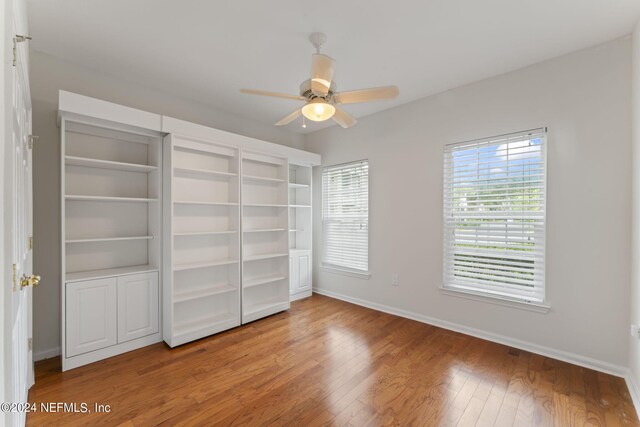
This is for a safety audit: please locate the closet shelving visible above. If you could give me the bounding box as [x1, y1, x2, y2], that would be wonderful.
[163, 136, 241, 347]
[289, 164, 313, 300]
[241, 151, 290, 323]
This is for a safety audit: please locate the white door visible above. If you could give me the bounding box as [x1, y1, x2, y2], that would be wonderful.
[5, 2, 35, 424]
[117, 272, 159, 343]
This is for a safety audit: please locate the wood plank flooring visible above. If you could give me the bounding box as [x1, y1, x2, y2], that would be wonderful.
[27, 294, 638, 426]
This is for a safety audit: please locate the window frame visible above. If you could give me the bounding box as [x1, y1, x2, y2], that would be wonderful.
[441, 128, 549, 310]
[321, 159, 370, 278]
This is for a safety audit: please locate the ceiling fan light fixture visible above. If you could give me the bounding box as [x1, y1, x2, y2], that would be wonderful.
[301, 99, 335, 122]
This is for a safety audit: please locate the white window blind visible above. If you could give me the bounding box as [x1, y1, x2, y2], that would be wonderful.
[322, 160, 369, 273]
[443, 129, 546, 303]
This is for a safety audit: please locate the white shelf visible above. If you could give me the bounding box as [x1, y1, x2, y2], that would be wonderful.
[243, 203, 288, 208]
[65, 265, 158, 283]
[173, 167, 237, 179]
[241, 152, 290, 325]
[173, 259, 238, 271]
[243, 228, 287, 233]
[174, 312, 237, 338]
[174, 285, 237, 303]
[173, 201, 238, 206]
[243, 175, 286, 183]
[173, 231, 237, 237]
[66, 236, 154, 244]
[289, 183, 309, 189]
[62, 116, 163, 369]
[165, 137, 242, 348]
[243, 275, 287, 289]
[243, 253, 289, 262]
[66, 195, 158, 203]
[243, 300, 289, 318]
[288, 164, 313, 300]
[65, 156, 157, 173]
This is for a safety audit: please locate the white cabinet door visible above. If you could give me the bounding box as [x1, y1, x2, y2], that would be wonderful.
[66, 278, 117, 357]
[117, 272, 159, 343]
[290, 250, 311, 295]
[297, 253, 311, 291]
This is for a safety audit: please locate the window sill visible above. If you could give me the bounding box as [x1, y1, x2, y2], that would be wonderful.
[322, 265, 371, 280]
[439, 286, 551, 314]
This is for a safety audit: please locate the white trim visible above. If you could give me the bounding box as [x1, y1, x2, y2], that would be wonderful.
[626, 370, 640, 419]
[440, 286, 551, 313]
[290, 290, 312, 301]
[59, 91, 162, 132]
[312, 288, 626, 377]
[34, 346, 61, 362]
[322, 265, 371, 279]
[162, 116, 321, 166]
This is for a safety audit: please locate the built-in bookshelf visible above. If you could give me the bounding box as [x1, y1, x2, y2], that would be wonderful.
[241, 151, 290, 323]
[289, 164, 313, 300]
[163, 136, 241, 346]
[63, 122, 162, 281]
[58, 91, 322, 367]
[61, 117, 164, 371]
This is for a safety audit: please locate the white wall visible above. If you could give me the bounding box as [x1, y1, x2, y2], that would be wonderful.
[30, 50, 303, 359]
[630, 21, 640, 403]
[306, 37, 632, 371]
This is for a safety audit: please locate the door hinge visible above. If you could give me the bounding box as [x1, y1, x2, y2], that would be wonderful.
[12, 263, 17, 291]
[28, 338, 33, 351]
[28, 135, 39, 149]
[28, 236, 33, 251]
[12, 35, 31, 67]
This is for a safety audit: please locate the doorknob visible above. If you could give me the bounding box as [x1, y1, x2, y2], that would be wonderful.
[20, 274, 40, 288]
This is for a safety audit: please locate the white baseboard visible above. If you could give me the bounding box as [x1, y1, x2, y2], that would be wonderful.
[290, 290, 312, 302]
[34, 346, 61, 362]
[626, 370, 640, 418]
[313, 288, 626, 378]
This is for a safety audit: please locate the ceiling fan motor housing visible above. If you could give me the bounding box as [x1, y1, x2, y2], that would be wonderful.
[300, 79, 336, 101]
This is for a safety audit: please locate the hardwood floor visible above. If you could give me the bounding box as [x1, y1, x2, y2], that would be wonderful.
[28, 294, 638, 426]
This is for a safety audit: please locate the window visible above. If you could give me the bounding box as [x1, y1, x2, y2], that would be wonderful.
[443, 129, 546, 303]
[322, 160, 369, 274]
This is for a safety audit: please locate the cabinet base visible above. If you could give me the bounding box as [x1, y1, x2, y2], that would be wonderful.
[62, 333, 162, 371]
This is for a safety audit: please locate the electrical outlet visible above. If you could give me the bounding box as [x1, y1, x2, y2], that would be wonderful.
[392, 274, 399, 287]
[632, 325, 640, 338]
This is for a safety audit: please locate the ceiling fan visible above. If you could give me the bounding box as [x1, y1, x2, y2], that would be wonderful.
[241, 32, 399, 129]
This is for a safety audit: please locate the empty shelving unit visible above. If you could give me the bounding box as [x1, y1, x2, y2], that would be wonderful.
[163, 136, 241, 346]
[288, 164, 313, 300]
[241, 151, 290, 323]
[61, 114, 163, 371]
[59, 92, 322, 360]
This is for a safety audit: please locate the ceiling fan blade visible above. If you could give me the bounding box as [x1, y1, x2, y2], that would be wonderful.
[310, 54, 335, 97]
[275, 109, 302, 126]
[334, 86, 399, 104]
[241, 88, 305, 101]
[332, 107, 357, 128]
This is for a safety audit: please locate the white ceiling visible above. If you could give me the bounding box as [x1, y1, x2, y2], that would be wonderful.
[27, 0, 640, 134]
